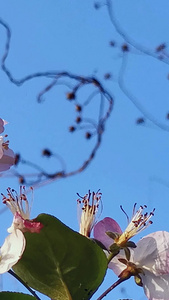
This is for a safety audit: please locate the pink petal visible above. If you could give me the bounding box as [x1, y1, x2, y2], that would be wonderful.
[23, 219, 43, 233]
[0, 148, 15, 172]
[93, 217, 122, 249]
[9, 213, 43, 234]
[0, 118, 5, 134]
[3, 120, 8, 126]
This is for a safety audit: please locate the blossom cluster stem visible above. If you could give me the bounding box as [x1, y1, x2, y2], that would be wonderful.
[96, 278, 127, 300]
[8, 269, 41, 300]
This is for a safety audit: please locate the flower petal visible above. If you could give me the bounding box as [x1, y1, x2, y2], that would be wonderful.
[23, 219, 43, 233]
[0, 136, 4, 159]
[0, 229, 25, 273]
[134, 231, 169, 275]
[108, 249, 130, 275]
[0, 119, 7, 134]
[0, 148, 15, 171]
[141, 270, 169, 300]
[7, 212, 43, 234]
[93, 217, 122, 249]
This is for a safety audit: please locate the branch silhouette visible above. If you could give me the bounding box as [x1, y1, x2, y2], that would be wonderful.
[118, 53, 169, 132]
[100, 0, 169, 131]
[106, 0, 169, 65]
[0, 18, 114, 187]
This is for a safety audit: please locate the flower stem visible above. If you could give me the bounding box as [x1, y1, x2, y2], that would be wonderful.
[107, 251, 119, 264]
[96, 278, 127, 300]
[8, 269, 41, 300]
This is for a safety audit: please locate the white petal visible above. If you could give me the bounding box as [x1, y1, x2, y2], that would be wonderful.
[108, 249, 134, 276]
[109, 257, 126, 276]
[134, 231, 169, 275]
[0, 229, 25, 273]
[141, 270, 169, 300]
[7, 222, 15, 233]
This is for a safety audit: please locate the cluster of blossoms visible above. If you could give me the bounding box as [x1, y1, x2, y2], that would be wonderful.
[0, 118, 43, 274]
[0, 117, 168, 300]
[78, 191, 169, 300]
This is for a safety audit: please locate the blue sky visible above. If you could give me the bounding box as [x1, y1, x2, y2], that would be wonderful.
[0, 1, 169, 299]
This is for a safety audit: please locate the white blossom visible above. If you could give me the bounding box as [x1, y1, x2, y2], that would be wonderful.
[2, 187, 43, 233]
[110, 232, 169, 300]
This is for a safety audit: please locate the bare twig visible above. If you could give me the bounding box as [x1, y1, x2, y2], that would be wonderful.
[97, 278, 127, 300]
[118, 53, 169, 132]
[106, 0, 169, 65]
[104, 1, 169, 132]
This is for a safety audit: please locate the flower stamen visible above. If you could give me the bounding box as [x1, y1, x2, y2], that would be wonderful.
[77, 190, 102, 237]
[2, 186, 42, 234]
[2, 186, 30, 220]
[115, 205, 155, 246]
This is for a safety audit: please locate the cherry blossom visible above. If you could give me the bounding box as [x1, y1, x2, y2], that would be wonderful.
[0, 187, 42, 275]
[0, 229, 25, 273]
[94, 205, 154, 248]
[110, 232, 169, 300]
[94, 215, 169, 300]
[77, 190, 102, 237]
[2, 186, 43, 233]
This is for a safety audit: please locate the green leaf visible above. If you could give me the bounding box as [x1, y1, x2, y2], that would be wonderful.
[13, 214, 107, 300]
[0, 292, 35, 299]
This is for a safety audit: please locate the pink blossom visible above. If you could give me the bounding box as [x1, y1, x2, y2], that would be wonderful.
[2, 187, 43, 234]
[8, 211, 43, 233]
[109, 232, 169, 300]
[94, 205, 154, 247]
[94, 217, 169, 300]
